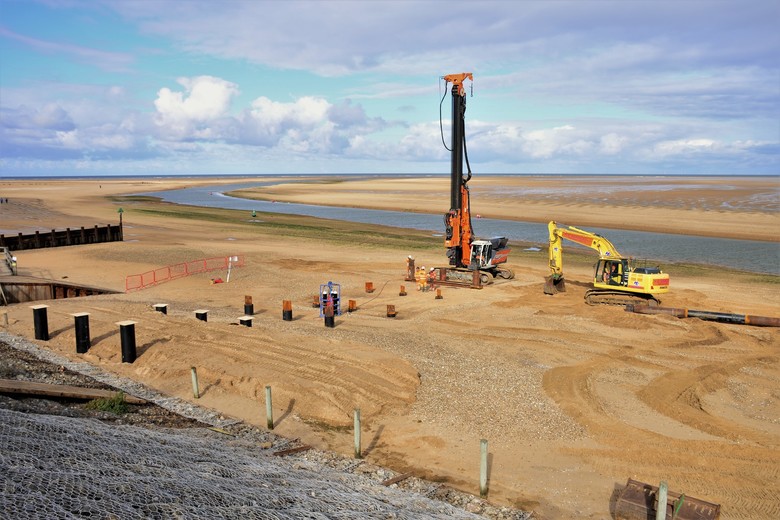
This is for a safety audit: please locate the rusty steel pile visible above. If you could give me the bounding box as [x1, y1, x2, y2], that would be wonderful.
[625, 304, 780, 327]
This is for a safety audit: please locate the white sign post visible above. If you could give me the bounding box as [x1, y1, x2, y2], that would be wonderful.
[226, 256, 238, 283]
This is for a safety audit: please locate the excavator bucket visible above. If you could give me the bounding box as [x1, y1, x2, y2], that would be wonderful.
[615, 479, 720, 520]
[543, 275, 566, 295]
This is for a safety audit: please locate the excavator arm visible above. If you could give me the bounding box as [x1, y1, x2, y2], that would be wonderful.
[549, 221, 622, 266]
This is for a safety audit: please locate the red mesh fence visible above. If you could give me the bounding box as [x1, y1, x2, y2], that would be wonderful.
[125, 255, 245, 292]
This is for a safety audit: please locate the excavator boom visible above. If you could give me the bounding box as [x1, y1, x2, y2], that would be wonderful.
[558, 225, 622, 258]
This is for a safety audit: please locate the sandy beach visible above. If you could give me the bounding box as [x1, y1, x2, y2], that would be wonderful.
[1, 175, 779, 519]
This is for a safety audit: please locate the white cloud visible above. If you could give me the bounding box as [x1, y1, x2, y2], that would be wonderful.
[599, 133, 627, 155]
[154, 76, 239, 139]
[149, 83, 382, 153]
[248, 96, 330, 132]
[653, 138, 717, 156]
[237, 95, 391, 156]
[2, 104, 74, 131]
[521, 125, 583, 159]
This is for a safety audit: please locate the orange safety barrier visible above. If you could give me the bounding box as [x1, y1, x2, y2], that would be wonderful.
[125, 255, 245, 292]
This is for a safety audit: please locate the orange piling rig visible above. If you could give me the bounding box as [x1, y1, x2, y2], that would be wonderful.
[442, 72, 475, 272]
[439, 73, 514, 286]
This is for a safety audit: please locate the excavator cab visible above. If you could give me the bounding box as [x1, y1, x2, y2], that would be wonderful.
[595, 259, 628, 287]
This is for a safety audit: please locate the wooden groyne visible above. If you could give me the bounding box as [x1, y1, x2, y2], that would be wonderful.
[0, 224, 123, 251]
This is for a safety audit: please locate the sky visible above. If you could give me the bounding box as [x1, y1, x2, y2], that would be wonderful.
[1, 0, 778, 177]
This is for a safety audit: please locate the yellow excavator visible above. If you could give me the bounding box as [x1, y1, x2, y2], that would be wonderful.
[544, 221, 670, 305]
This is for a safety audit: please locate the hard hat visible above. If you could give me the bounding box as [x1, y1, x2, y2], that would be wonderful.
[421, 266, 425, 269]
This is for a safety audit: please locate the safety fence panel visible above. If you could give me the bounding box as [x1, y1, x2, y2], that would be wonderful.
[187, 259, 209, 275]
[169, 262, 189, 280]
[140, 271, 156, 289]
[125, 275, 143, 292]
[125, 255, 244, 292]
[154, 267, 171, 284]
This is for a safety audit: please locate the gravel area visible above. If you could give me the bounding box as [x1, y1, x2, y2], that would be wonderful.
[259, 300, 585, 443]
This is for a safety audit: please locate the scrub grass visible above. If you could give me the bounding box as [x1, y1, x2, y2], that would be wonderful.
[116, 198, 441, 252]
[85, 392, 130, 415]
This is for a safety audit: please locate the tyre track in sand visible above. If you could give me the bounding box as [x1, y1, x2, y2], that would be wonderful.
[543, 316, 780, 520]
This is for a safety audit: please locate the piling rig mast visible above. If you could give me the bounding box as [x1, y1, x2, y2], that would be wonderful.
[440, 73, 513, 284]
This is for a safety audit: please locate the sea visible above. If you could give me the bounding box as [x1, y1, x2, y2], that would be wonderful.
[131, 176, 780, 276]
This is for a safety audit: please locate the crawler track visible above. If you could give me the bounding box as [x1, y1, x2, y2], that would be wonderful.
[584, 289, 659, 307]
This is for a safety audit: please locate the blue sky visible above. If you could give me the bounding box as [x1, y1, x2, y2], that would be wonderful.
[1, 0, 778, 177]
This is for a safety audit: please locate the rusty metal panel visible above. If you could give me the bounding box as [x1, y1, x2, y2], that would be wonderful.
[615, 479, 720, 520]
[0, 281, 116, 304]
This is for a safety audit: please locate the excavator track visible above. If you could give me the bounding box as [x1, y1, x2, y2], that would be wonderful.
[435, 267, 494, 287]
[584, 289, 660, 307]
[496, 268, 515, 279]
